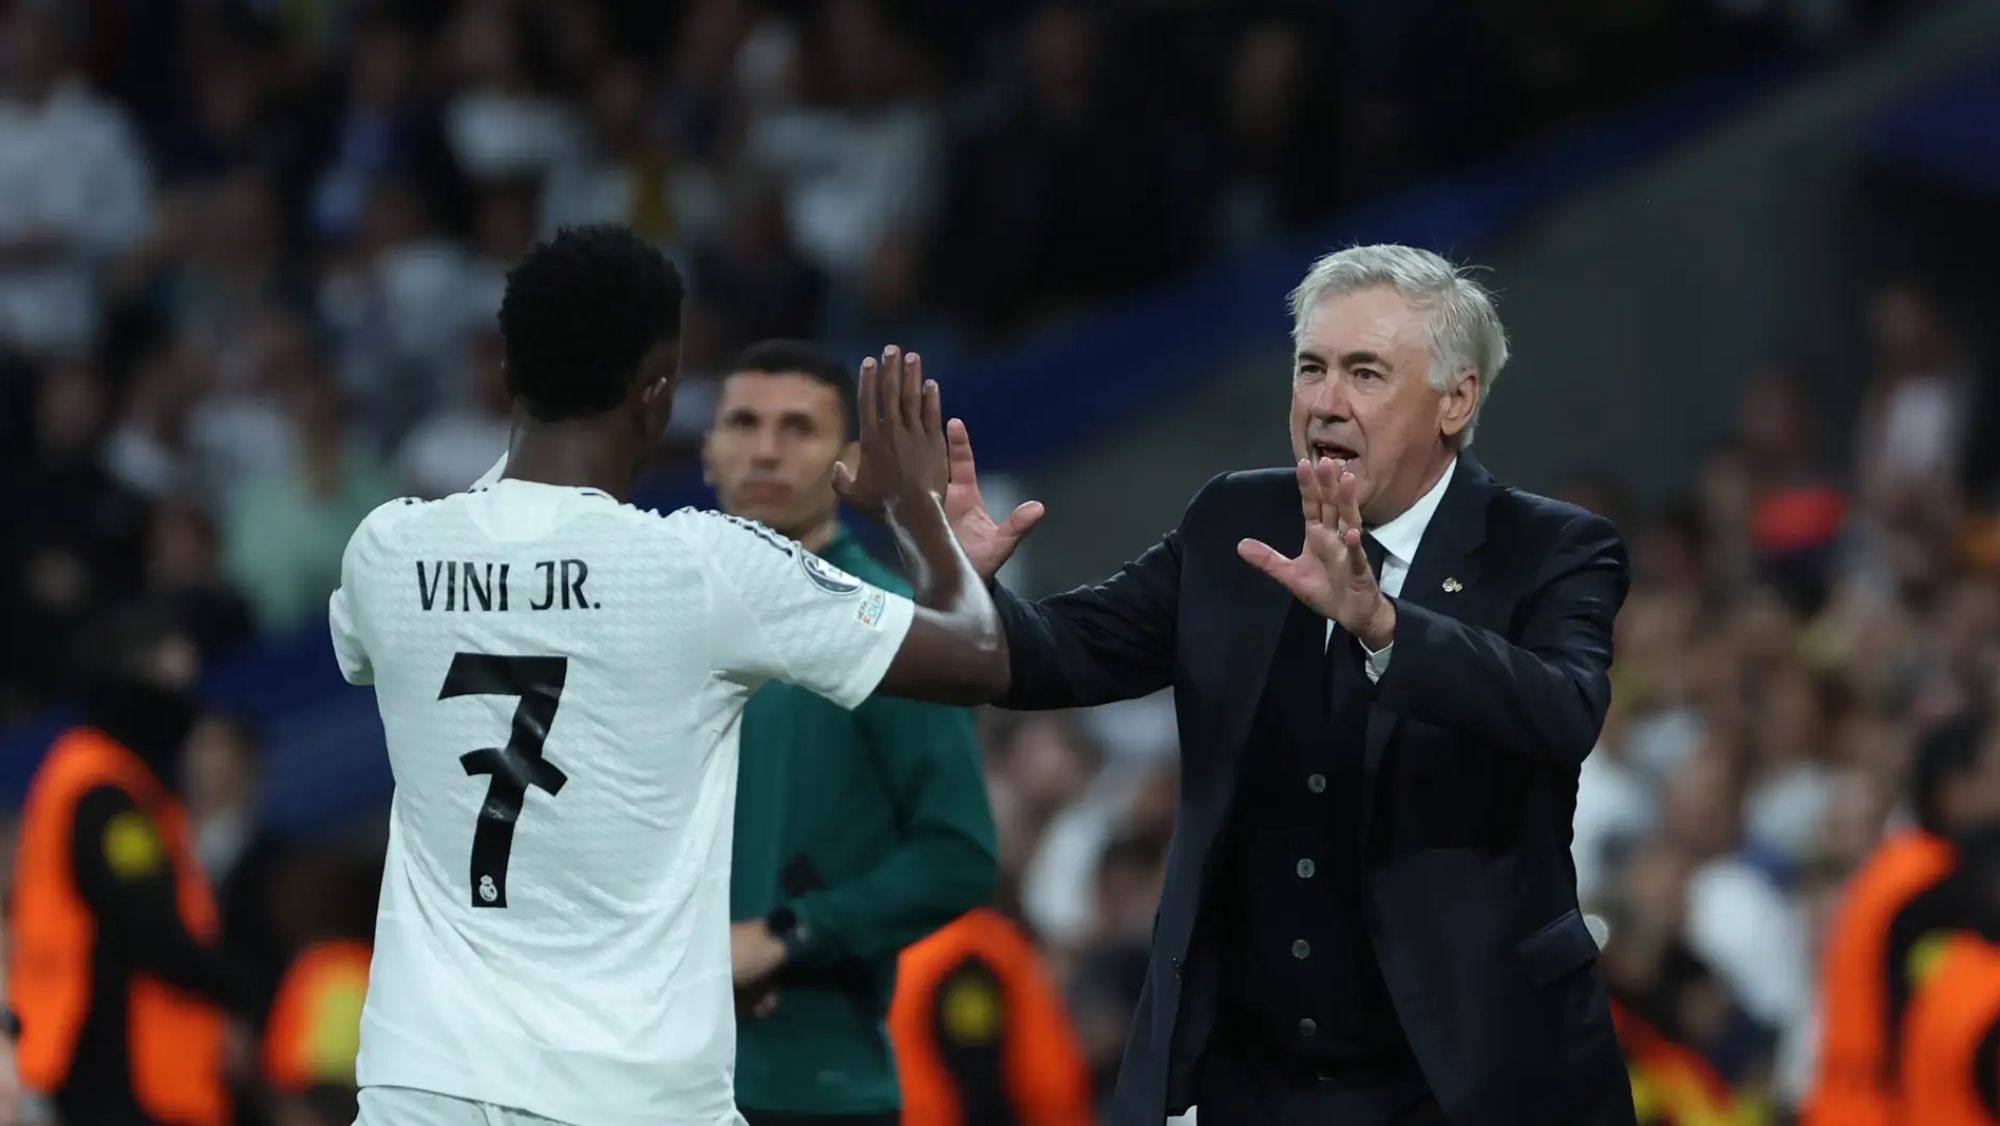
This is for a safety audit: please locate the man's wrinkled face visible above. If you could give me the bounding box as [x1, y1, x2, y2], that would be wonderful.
[1288, 288, 1474, 525]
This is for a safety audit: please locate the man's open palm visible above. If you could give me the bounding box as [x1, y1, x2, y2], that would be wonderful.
[1238, 458, 1394, 646]
[944, 418, 1045, 581]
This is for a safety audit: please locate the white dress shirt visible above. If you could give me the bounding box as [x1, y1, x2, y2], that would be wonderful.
[1330, 457, 1457, 682]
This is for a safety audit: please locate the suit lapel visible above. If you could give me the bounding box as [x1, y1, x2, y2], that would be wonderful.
[1214, 476, 1303, 766]
[1358, 456, 1492, 844]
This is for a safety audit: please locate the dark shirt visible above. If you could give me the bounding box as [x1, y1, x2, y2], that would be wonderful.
[56, 784, 263, 1124]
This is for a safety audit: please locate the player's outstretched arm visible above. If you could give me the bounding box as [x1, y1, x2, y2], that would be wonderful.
[836, 347, 1009, 706]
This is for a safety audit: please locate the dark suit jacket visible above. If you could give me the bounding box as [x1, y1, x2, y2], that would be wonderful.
[993, 456, 1637, 1126]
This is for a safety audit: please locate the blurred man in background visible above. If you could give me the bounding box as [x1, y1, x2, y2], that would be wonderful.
[889, 905, 1096, 1126]
[1889, 820, 2000, 1126]
[260, 851, 379, 1126]
[704, 340, 999, 1126]
[0, 0, 152, 358]
[7, 602, 261, 1125]
[1807, 710, 2000, 1126]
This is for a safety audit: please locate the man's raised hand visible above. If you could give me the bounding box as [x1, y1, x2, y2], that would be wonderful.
[944, 417, 1044, 582]
[833, 346, 948, 517]
[1237, 457, 1396, 649]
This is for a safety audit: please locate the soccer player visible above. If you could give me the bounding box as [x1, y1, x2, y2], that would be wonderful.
[327, 225, 1006, 1126]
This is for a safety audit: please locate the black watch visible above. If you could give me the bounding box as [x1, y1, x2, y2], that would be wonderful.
[765, 905, 812, 961]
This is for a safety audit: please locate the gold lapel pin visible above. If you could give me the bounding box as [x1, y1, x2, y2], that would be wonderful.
[1442, 577, 1464, 593]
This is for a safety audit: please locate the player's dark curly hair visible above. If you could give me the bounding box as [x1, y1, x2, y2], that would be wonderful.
[498, 225, 684, 422]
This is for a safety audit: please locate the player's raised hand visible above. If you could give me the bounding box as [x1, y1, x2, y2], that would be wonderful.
[944, 418, 1044, 581]
[1237, 457, 1396, 649]
[834, 346, 948, 518]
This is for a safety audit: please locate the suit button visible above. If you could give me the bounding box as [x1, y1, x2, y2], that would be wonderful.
[1307, 773, 1327, 794]
[1291, 939, 1311, 960]
[1170, 956, 1183, 976]
[1298, 1017, 1318, 1038]
[1296, 858, 1315, 879]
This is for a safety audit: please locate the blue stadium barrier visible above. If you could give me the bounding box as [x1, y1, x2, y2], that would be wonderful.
[1863, 55, 2000, 194]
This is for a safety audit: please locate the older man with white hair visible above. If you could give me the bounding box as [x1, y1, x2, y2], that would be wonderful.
[942, 245, 1637, 1125]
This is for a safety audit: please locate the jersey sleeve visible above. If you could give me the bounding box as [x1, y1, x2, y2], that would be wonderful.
[681, 511, 915, 709]
[328, 504, 394, 685]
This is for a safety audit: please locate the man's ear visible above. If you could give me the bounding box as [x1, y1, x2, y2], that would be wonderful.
[640, 374, 673, 411]
[699, 429, 715, 487]
[1438, 370, 1480, 440]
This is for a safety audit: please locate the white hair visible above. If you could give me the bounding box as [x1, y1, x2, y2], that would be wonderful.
[1287, 244, 1509, 445]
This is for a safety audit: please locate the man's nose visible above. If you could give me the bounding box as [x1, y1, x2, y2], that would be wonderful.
[750, 428, 784, 462]
[1311, 374, 1352, 420]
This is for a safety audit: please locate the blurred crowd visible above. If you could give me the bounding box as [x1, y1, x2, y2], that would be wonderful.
[0, 0, 1916, 721]
[0, 0, 1980, 1121]
[1562, 282, 2000, 1117]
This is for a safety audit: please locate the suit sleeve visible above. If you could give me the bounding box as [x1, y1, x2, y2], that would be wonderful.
[1372, 512, 1629, 769]
[70, 786, 265, 1017]
[993, 477, 1203, 710]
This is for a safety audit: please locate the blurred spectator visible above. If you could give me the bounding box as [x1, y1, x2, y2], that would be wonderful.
[1806, 711, 2000, 1126]
[1857, 282, 1978, 511]
[932, 2, 1171, 340]
[1743, 662, 1837, 868]
[891, 906, 1096, 1126]
[102, 337, 214, 500]
[181, 307, 319, 503]
[260, 849, 379, 1126]
[300, 10, 466, 248]
[222, 370, 395, 633]
[317, 178, 485, 440]
[439, 0, 583, 185]
[1671, 732, 1816, 1043]
[0, 357, 150, 715]
[1574, 696, 1660, 908]
[997, 713, 1112, 949]
[146, 499, 256, 660]
[1181, 19, 1342, 257]
[8, 603, 261, 1123]
[745, 0, 943, 300]
[0, 1, 152, 357]
[163, 168, 314, 373]
[183, 712, 288, 1003]
[684, 175, 828, 371]
[262, 936, 370, 1126]
[1067, 834, 1164, 1106]
[1889, 824, 2000, 1126]
[539, 54, 721, 251]
[396, 326, 512, 498]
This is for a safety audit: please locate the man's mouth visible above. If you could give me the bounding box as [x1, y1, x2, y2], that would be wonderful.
[1310, 442, 1359, 464]
[739, 480, 791, 502]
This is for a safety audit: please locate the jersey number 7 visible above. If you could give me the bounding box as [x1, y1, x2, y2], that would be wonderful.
[438, 653, 571, 909]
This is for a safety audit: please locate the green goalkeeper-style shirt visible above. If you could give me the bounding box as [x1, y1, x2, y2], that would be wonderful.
[730, 527, 998, 1115]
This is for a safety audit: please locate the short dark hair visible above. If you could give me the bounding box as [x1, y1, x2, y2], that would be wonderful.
[498, 225, 684, 422]
[727, 339, 856, 438]
[1914, 711, 1990, 836]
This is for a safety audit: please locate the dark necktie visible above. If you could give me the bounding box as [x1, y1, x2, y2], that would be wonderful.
[1361, 532, 1388, 586]
[1328, 533, 1388, 705]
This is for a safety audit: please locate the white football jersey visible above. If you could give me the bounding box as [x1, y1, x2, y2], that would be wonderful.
[328, 479, 915, 1125]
